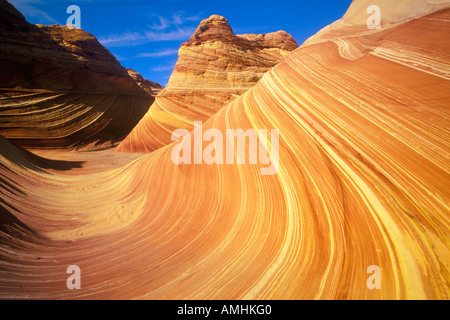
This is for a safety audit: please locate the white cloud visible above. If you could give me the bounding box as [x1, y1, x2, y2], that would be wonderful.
[150, 12, 202, 30]
[9, 0, 60, 24]
[99, 32, 145, 46]
[144, 28, 196, 41]
[98, 11, 202, 48]
[137, 49, 179, 58]
[150, 16, 170, 31]
[172, 13, 183, 26]
[99, 27, 196, 47]
[152, 64, 176, 72]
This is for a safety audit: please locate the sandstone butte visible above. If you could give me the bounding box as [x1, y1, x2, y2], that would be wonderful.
[0, 0, 154, 150]
[116, 14, 298, 153]
[126, 68, 164, 97]
[0, 0, 449, 300]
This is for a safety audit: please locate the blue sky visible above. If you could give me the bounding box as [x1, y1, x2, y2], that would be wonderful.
[10, 0, 353, 86]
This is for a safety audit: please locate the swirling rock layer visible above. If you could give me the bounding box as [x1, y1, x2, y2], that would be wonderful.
[0, 1, 153, 150]
[0, 2, 449, 300]
[116, 15, 298, 153]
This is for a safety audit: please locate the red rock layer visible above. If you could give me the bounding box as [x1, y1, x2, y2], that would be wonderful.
[116, 15, 298, 153]
[0, 1, 153, 150]
[0, 2, 449, 300]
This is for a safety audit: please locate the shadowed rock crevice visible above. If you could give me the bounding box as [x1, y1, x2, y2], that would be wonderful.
[0, 135, 84, 172]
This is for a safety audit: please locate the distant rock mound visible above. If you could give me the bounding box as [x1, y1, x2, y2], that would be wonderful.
[117, 14, 298, 153]
[0, 0, 154, 150]
[126, 68, 164, 96]
[237, 30, 299, 51]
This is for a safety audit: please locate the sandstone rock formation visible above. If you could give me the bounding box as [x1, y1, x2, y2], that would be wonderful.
[0, 1, 153, 150]
[304, 0, 450, 46]
[0, 1, 449, 300]
[116, 15, 298, 153]
[126, 68, 164, 96]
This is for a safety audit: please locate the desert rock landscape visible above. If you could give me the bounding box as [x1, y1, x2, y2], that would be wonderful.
[0, 0, 449, 300]
[0, 1, 153, 150]
[117, 14, 298, 153]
